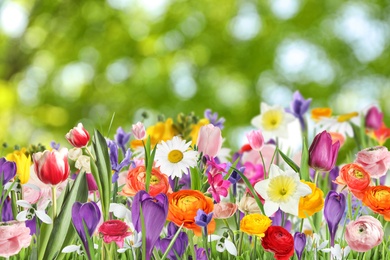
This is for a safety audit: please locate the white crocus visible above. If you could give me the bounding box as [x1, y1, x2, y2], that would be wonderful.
[16, 200, 52, 224]
[322, 244, 350, 260]
[254, 164, 312, 216]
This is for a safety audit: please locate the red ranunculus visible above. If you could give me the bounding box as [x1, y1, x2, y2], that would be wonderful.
[261, 226, 294, 260]
[98, 220, 131, 248]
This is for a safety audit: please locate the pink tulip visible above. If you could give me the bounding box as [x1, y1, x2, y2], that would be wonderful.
[0, 221, 32, 258]
[197, 124, 223, 158]
[355, 146, 390, 178]
[132, 122, 146, 140]
[33, 148, 70, 186]
[345, 215, 383, 252]
[246, 130, 265, 151]
[65, 123, 90, 148]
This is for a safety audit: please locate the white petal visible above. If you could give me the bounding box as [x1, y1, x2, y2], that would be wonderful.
[295, 182, 312, 197]
[280, 199, 299, 216]
[17, 200, 32, 208]
[16, 210, 29, 221]
[36, 210, 53, 224]
[117, 248, 128, 253]
[225, 240, 237, 256]
[216, 240, 225, 253]
[269, 164, 282, 178]
[110, 203, 131, 221]
[62, 245, 81, 253]
[254, 179, 270, 200]
[208, 235, 222, 242]
[263, 201, 279, 217]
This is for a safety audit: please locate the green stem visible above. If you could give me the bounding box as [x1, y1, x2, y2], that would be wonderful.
[314, 170, 319, 186]
[237, 232, 244, 256]
[51, 186, 57, 220]
[347, 191, 353, 221]
[187, 230, 196, 260]
[259, 151, 268, 179]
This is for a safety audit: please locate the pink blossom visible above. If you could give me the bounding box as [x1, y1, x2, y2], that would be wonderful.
[207, 173, 231, 203]
[241, 144, 276, 171]
[355, 146, 390, 178]
[197, 124, 223, 158]
[246, 130, 264, 151]
[0, 221, 32, 258]
[132, 122, 146, 140]
[243, 162, 264, 186]
[345, 215, 383, 252]
[213, 202, 238, 219]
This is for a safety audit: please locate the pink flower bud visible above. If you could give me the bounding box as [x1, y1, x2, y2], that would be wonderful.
[65, 123, 90, 148]
[246, 130, 264, 151]
[132, 122, 146, 140]
[196, 124, 222, 158]
[365, 106, 383, 130]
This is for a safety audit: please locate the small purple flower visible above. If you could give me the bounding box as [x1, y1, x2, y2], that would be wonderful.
[156, 222, 189, 260]
[1, 195, 13, 222]
[309, 131, 340, 172]
[270, 209, 291, 232]
[329, 166, 339, 190]
[132, 191, 168, 260]
[0, 157, 16, 185]
[192, 245, 209, 260]
[324, 191, 346, 246]
[50, 141, 61, 150]
[287, 91, 312, 131]
[114, 127, 132, 155]
[26, 216, 37, 235]
[107, 140, 134, 183]
[365, 106, 383, 130]
[71, 201, 101, 258]
[204, 109, 225, 129]
[294, 232, 306, 260]
[195, 209, 213, 228]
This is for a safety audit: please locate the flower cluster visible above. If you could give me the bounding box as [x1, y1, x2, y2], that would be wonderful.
[1, 92, 390, 260]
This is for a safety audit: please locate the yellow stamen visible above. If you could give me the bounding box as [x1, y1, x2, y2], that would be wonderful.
[337, 112, 358, 122]
[267, 175, 297, 203]
[168, 150, 183, 163]
[262, 110, 283, 131]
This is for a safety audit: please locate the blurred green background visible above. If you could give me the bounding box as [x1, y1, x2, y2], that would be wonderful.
[1, 0, 390, 150]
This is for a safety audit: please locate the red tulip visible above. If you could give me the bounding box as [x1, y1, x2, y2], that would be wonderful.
[33, 149, 70, 185]
[65, 123, 90, 148]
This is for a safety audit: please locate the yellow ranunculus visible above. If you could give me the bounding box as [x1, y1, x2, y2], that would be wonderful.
[298, 180, 324, 218]
[6, 149, 31, 184]
[189, 118, 209, 145]
[240, 213, 272, 237]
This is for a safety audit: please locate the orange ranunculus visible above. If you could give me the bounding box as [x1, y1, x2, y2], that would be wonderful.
[131, 118, 178, 149]
[362, 185, 390, 220]
[167, 190, 215, 236]
[298, 181, 324, 218]
[338, 163, 371, 199]
[311, 107, 332, 122]
[119, 166, 172, 197]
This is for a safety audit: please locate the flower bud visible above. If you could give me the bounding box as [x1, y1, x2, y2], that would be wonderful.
[365, 106, 383, 130]
[65, 123, 90, 148]
[309, 131, 340, 171]
[132, 122, 146, 140]
[246, 130, 264, 151]
[197, 124, 223, 158]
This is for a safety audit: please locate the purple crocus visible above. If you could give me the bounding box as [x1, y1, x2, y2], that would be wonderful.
[329, 166, 339, 191]
[270, 209, 291, 232]
[1, 195, 13, 222]
[324, 191, 346, 246]
[0, 157, 16, 185]
[204, 109, 225, 129]
[294, 232, 306, 260]
[286, 91, 312, 131]
[107, 140, 134, 183]
[114, 127, 132, 155]
[132, 191, 168, 260]
[156, 222, 189, 260]
[192, 245, 209, 260]
[71, 201, 101, 259]
[309, 131, 340, 172]
[365, 106, 383, 130]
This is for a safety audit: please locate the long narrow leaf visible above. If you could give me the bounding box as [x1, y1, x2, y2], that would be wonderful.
[278, 148, 300, 173]
[300, 137, 310, 181]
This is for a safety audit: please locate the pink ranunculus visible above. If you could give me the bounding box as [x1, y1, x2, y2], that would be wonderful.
[98, 220, 131, 248]
[196, 124, 223, 158]
[65, 123, 90, 148]
[0, 221, 32, 258]
[132, 122, 146, 140]
[246, 130, 264, 151]
[355, 146, 390, 178]
[213, 202, 238, 219]
[345, 215, 384, 252]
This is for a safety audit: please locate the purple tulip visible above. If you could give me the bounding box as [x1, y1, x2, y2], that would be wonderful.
[287, 91, 312, 131]
[309, 131, 340, 172]
[132, 191, 168, 260]
[0, 158, 16, 185]
[72, 201, 101, 258]
[156, 222, 189, 260]
[365, 106, 383, 130]
[294, 232, 306, 260]
[324, 191, 346, 246]
[114, 127, 132, 155]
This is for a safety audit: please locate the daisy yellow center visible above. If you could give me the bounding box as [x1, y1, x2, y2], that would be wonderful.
[168, 149, 183, 163]
[262, 110, 283, 130]
[267, 175, 297, 203]
[337, 112, 358, 122]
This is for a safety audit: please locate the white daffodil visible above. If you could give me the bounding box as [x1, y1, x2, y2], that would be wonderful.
[322, 244, 350, 260]
[251, 102, 296, 139]
[208, 232, 237, 256]
[254, 164, 312, 216]
[16, 200, 52, 224]
[154, 136, 198, 178]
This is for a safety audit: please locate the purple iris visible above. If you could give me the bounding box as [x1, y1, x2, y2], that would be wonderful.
[71, 201, 101, 258]
[114, 127, 132, 156]
[294, 232, 306, 260]
[324, 191, 346, 246]
[0, 157, 16, 185]
[204, 109, 225, 129]
[286, 91, 312, 131]
[107, 140, 134, 183]
[132, 191, 168, 260]
[195, 209, 213, 228]
[156, 222, 189, 260]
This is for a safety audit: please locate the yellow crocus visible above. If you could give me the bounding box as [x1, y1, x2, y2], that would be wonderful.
[6, 149, 31, 184]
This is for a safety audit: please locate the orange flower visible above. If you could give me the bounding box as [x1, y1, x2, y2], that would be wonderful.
[298, 181, 324, 218]
[362, 185, 390, 220]
[167, 190, 215, 236]
[311, 108, 332, 122]
[367, 122, 390, 146]
[119, 166, 172, 197]
[338, 163, 371, 199]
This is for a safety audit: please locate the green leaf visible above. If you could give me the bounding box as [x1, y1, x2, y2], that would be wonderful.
[190, 166, 201, 191]
[41, 171, 89, 260]
[300, 137, 310, 181]
[278, 148, 300, 173]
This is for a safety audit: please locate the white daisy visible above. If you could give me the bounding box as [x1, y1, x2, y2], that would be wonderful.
[154, 136, 198, 178]
[251, 102, 296, 139]
[315, 112, 360, 138]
